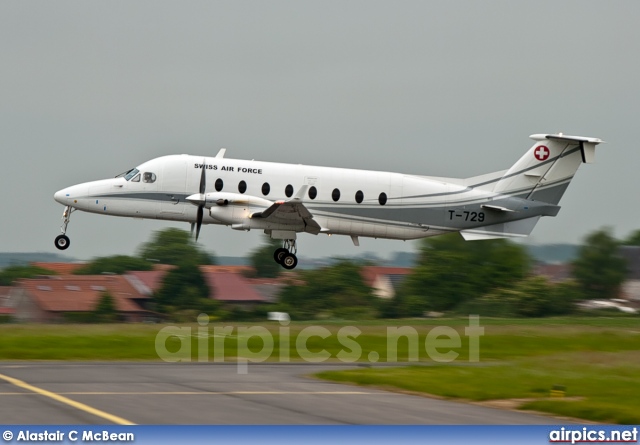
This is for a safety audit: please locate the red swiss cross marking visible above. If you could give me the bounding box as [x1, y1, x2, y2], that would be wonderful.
[534, 145, 550, 161]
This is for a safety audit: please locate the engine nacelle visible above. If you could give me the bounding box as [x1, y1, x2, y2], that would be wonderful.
[209, 205, 244, 224]
[207, 192, 271, 225]
[203, 192, 272, 209]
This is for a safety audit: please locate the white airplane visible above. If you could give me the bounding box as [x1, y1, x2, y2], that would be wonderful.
[53, 133, 603, 269]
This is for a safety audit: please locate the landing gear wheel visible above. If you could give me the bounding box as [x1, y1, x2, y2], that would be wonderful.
[54, 235, 70, 250]
[274, 248, 289, 264]
[55, 206, 74, 251]
[281, 253, 298, 270]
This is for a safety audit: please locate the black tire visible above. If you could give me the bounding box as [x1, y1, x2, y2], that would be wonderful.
[54, 235, 70, 250]
[281, 253, 298, 270]
[273, 248, 288, 264]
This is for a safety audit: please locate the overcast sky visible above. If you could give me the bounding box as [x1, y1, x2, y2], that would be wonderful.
[1, 1, 639, 262]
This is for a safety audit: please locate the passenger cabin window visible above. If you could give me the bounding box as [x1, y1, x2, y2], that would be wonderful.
[238, 180, 247, 194]
[143, 172, 156, 183]
[308, 186, 317, 200]
[332, 188, 340, 202]
[131, 174, 140, 182]
[285, 184, 294, 198]
[262, 182, 270, 196]
[215, 178, 223, 191]
[378, 192, 387, 205]
[355, 190, 363, 204]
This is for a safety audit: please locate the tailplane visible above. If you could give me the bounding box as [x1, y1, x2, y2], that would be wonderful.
[460, 216, 541, 240]
[461, 133, 603, 240]
[481, 134, 604, 205]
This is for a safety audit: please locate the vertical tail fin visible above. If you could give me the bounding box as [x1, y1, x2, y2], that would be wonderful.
[490, 134, 604, 205]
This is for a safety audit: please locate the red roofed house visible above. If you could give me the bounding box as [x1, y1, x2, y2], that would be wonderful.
[10, 275, 150, 323]
[200, 266, 268, 308]
[360, 267, 412, 299]
[128, 266, 280, 308]
[124, 270, 167, 295]
[0, 286, 14, 317]
[30, 262, 86, 275]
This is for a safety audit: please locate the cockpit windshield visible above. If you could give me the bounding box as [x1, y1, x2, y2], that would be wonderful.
[116, 168, 140, 181]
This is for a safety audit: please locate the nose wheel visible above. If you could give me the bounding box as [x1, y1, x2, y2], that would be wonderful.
[54, 206, 74, 251]
[273, 239, 298, 270]
[54, 235, 70, 250]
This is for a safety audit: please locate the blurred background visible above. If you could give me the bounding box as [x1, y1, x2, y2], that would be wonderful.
[1, 1, 639, 426]
[1, 1, 640, 260]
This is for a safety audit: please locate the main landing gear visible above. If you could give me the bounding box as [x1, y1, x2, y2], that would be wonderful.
[54, 206, 74, 250]
[273, 239, 298, 270]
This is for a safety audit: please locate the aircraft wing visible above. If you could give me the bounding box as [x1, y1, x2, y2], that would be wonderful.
[251, 185, 322, 234]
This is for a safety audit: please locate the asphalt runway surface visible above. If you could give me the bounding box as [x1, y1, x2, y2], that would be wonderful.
[0, 362, 563, 425]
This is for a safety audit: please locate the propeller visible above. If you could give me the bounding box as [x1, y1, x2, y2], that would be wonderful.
[186, 160, 207, 241]
[195, 160, 207, 241]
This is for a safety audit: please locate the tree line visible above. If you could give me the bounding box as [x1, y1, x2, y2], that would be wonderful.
[272, 227, 636, 319]
[1, 226, 637, 321]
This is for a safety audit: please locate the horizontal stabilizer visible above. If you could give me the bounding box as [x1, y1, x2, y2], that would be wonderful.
[460, 216, 541, 241]
[530, 133, 604, 165]
[460, 232, 511, 241]
[481, 204, 516, 213]
[530, 134, 604, 145]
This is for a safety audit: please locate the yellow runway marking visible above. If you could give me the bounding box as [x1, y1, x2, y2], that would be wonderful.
[0, 373, 135, 425]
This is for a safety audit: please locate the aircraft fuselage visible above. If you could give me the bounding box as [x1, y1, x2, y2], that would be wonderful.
[52, 134, 603, 268]
[55, 154, 534, 240]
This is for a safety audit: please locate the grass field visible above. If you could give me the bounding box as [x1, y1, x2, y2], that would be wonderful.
[314, 318, 640, 424]
[0, 317, 638, 423]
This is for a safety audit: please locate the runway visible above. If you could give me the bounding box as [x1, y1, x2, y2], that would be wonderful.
[0, 362, 561, 425]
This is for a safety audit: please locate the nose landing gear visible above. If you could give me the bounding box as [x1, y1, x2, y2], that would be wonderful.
[54, 206, 74, 250]
[54, 234, 70, 250]
[273, 239, 298, 270]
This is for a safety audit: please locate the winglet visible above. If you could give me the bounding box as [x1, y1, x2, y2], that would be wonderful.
[215, 148, 226, 158]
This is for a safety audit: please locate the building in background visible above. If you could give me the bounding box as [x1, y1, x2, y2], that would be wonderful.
[360, 267, 412, 299]
[0, 286, 14, 318]
[9, 275, 150, 322]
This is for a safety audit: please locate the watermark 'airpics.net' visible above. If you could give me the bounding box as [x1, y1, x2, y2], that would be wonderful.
[155, 315, 484, 373]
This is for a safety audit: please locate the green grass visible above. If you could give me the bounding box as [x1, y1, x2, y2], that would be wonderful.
[1, 318, 639, 423]
[1, 317, 638, 361]
[313, 318, 640, 424]
[325, 356, 640, 424]
[0, 324, 161, 360]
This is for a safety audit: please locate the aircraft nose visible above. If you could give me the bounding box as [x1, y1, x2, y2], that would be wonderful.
[54, 183, 95, 206]
[54, 188, 70, 205]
